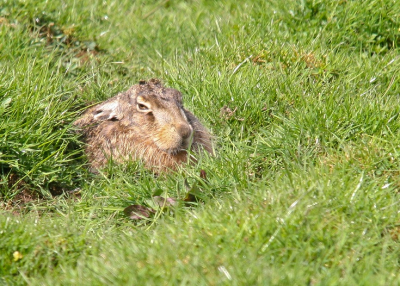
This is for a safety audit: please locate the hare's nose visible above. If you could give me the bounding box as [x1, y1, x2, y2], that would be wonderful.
[177, 124, 193, 139]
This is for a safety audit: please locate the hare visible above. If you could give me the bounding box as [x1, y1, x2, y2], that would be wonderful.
[74, 79, 213, 172]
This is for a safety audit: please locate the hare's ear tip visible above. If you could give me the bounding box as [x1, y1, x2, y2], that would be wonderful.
[148, 78, 162, 86]
[137, 78, 163, 87]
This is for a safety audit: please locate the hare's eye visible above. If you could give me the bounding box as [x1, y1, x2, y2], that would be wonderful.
[137, 103, 150, 112]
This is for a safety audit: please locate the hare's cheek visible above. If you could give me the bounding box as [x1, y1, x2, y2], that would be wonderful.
[98, 122, 117, 137]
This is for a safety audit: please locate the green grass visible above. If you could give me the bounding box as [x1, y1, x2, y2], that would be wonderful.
[1, 0, 400, 284]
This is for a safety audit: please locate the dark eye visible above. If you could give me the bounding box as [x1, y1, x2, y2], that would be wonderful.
[137, 103, 150, 112]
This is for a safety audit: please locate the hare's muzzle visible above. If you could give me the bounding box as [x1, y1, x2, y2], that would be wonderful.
[177, 123, 193, 140]
[153, 122, 193, 154]
[178, 123, 194, 149]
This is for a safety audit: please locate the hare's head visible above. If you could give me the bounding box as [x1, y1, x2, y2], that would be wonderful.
[74, 79, 213, 171]
[129, 79, 194, 154]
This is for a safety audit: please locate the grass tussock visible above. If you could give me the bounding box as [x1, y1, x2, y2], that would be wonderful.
[1, 0, 400, 284]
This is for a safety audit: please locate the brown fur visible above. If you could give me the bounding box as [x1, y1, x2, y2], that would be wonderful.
[74, 79, 213, 172]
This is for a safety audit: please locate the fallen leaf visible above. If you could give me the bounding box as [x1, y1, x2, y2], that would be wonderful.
[152, 196, 178, 208]
[183, 192, 198, 203]
[220, 106, 237, 119]
[123, 205, 155, 220]
[200, 169, 207, 181]
[183, 170, 210, 203]
[183, 181, 205, 203]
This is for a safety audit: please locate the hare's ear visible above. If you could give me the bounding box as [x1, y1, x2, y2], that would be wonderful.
[148, 78, 162, 87]
[92, 99, 123, 121]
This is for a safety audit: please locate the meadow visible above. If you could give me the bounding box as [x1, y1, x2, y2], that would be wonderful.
[1, 0, 400, 284]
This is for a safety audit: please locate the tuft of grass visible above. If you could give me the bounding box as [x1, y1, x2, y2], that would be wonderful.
[1, 0, 400, 285]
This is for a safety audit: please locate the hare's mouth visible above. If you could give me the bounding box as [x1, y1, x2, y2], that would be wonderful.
[155, 134, 193, 156]
[164, 147, 187, 156]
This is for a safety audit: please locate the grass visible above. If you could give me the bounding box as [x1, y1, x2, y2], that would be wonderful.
[1, 0, 400, 284]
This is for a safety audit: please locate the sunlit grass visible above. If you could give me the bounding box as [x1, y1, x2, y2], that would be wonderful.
[1, 0, 400, 284]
